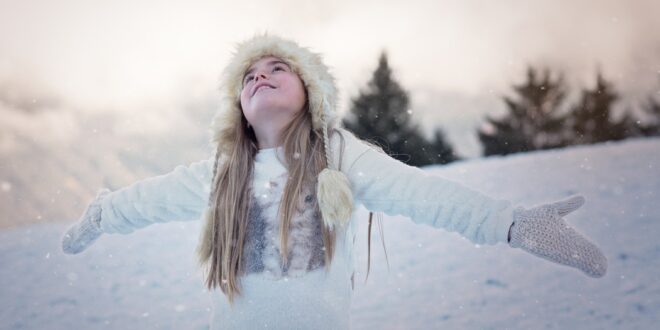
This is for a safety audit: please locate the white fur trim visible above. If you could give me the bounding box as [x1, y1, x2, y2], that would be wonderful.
[210, 33, 339, 154]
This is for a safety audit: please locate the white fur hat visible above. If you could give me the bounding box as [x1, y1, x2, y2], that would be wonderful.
[208, 33, 353, 228]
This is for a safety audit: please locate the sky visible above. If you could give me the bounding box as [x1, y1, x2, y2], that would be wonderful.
[1, 0, 660, 157]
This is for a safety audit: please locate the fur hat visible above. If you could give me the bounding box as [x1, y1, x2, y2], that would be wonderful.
[207, 33, 353, 228]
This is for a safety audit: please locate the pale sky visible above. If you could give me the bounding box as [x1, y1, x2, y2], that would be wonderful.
[2, 0, 659, 157]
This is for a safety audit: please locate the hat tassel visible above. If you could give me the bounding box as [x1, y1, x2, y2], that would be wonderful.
[317, 168, 353, 228]
[317, 117, 353, 228]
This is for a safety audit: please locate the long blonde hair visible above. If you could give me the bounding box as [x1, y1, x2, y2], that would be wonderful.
[197, 102, 390, 305]
[197, 97, 347, 304]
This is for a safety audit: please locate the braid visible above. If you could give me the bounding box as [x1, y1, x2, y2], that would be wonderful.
[321, 112, 334, 170]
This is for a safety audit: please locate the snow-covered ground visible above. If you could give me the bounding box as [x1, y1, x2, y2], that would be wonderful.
[1, 137, 658, 329]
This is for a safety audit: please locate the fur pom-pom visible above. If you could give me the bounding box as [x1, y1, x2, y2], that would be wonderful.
[317, 168, 354, 228]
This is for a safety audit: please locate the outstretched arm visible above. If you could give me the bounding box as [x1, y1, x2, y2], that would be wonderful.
[334, 128, 514, 246]
[99, 156, 215, 234]
[62, 155, 215, 254]
[333, 128, 607, 278]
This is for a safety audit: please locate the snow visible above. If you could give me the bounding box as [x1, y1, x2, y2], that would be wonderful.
[1, 137, 659, 329]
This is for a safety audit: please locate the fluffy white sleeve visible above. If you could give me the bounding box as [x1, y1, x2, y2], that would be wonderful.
[333, 128, 515, 245]
[99, 156, 215, 234]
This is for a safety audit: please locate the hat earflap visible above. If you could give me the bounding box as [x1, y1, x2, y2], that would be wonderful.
[316, 114, 353, 229]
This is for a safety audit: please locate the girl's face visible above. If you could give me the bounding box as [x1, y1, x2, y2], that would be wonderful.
[240, 56, 306, 137]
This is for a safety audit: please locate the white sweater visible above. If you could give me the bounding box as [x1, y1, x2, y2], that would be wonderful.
[98, 128, 515, 329]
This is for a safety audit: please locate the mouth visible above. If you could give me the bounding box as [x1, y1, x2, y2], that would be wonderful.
[252, 83, 276, 96]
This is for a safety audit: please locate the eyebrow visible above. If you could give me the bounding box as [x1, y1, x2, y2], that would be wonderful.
[244, 59, 290, 78]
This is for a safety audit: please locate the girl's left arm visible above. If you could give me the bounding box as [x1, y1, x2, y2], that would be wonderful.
[333, 129, 608, 277]
[334, 128, 514, 246]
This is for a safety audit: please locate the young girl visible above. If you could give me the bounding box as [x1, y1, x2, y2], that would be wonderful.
[62, 34, 607, 329]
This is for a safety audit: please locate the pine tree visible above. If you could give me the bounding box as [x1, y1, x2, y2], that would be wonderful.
[342, 52, 458, 166]
[477, 67, 569, 156]
[568, 71, 635, 144]
[428, 128, 459, 165]
[638, 94, 660, 137]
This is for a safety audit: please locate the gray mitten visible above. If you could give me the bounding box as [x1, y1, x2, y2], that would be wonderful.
[507, 195, 607, 278]
[61, 188, 112, 254]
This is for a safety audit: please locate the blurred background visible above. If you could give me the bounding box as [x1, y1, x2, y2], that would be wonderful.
[1, 0, 659, 229]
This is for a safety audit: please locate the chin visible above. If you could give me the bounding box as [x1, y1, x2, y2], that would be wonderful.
[247, 110, 290, 126]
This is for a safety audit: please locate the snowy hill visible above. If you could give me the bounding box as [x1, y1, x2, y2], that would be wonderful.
[1, 137, 658, 329]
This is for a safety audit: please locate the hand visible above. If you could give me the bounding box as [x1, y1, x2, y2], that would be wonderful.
[508, 195, 607, 278]
[61, 188, 111, 254]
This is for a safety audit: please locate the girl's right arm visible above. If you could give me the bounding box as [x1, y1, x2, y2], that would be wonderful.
[98, 155, 215, 234]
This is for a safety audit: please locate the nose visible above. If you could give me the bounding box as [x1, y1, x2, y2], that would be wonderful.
[254, 70, 268, 82]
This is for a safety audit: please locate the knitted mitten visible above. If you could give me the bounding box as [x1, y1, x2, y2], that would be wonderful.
[507, 195, 607, 278]
[61, 188, 112, 254]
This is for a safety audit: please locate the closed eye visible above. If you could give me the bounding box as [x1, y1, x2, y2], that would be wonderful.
[243, 75, 254, 85]
[243, 63, 288, 86]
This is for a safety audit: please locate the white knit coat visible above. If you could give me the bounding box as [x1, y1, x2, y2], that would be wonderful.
[97, 127, 515, 329]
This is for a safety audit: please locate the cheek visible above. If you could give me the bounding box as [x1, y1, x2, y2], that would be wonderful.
[239, 99, 254, 124]
[291, 79, 307, 108]
[239, 89, 251, 112]
[239, 87, 248, 105]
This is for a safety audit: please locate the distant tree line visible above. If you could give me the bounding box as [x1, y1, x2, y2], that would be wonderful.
[477, 67, 660, 156]
[342, 52, 660, 166]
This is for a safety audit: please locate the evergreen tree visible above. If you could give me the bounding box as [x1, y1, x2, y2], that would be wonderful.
[637, 94, 660, 137]
[428, 128, 459, 165]
[568, 71, 635, 144]
[477, 67, 569, 156]
[342, 52, 458, 166]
